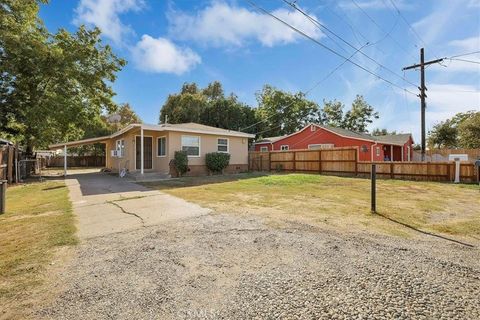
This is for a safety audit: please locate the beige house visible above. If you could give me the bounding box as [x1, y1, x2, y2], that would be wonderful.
[50, 123, 255, 177]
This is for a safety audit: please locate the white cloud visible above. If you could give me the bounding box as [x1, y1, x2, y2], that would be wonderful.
[131, 35, 201, 75]
[411, 1, 465, 46]
[167, 2, 323, 47]
[404, 83, 480, 127]
[74, 0, 144, 45]
[449, 36, 480, 53]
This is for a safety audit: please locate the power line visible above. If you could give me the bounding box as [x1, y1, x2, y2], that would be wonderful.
[241, 43, 368, 132]
[323, 4, 367, 47]
[325, 3, 396, 59]
[387, 0, 433, 53]
[449, 58, 480, 65]
[246, 0, 418, 97]
[350, 0, 417, 61]
[282, 0, 418, 88]
[449, 51, 480, 59]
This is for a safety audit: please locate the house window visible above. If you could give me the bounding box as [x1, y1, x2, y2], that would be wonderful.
[311, 125, 316, 132]
[308, 144, 334, 150]
[260, 146, 268, 152]
[157, 137, 166, 157]
[181, 135, 200, 156]
[217, 138, 229, 153]
[280, 145, 289, 151]
[376, 147, 380, 157]
[116, 139, 125, 157]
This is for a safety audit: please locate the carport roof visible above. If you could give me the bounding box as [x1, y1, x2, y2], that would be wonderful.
[49, 135, 111, 149]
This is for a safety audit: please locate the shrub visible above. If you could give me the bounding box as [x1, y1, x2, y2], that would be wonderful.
[206, 152, 230, 174]
[174, 151, 188, 176]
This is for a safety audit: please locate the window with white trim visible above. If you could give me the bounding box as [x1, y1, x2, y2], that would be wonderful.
[217, 138, 229, 153]
[181, 135, 200, 156]
[308, 143, 334, 150]
[260, 146, 268, 152]
[311, 125, 316, 132]
[376, 147, 380, 157]
[157, 137, 166, 157]
[116, 139, 125, 157]
[280, 145, 289, 151]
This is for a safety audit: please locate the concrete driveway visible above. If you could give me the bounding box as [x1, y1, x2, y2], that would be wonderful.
[65, 172, 210, 239]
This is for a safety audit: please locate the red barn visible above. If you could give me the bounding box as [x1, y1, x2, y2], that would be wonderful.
[253, 124, 414, 162]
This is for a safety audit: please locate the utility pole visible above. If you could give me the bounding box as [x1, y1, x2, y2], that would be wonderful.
[403, 48, 444, 161]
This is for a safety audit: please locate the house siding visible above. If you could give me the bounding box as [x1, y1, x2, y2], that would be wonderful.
[105, 128, 249, 174]
[254, 125, 413, 162]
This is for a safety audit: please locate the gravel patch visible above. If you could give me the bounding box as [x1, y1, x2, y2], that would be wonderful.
[36, 213, 480, 319]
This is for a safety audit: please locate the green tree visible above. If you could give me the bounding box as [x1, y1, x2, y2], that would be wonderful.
[372, 128, 397, 136]
[159, 81, 256, 132]
[427, 120, 458, 149]
[342, 95, 379, 132]
[255, 85, 320, 137]
[319, 96, 379, 133]
[71, 103, 142, 156]
[105, 103, 142, 132]
[427, 111, 479, 149]
[320, 99, 344, 127]
[458, 112, 480, 148]
[0, 0, 125, 150]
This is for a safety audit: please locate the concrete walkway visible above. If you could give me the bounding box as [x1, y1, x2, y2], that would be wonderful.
[65, 172, 210, 239]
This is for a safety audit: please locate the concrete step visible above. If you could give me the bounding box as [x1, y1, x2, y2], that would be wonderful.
[125, 172, 171, 182]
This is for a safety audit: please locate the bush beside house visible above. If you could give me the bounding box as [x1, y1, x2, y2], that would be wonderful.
[206, 152, 231, 174]
[174, 151, 189, 176]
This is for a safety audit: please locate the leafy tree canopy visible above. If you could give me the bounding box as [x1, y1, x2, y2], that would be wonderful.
[372, 128, 397, 136]
[427, 111, 479, 149]
[320, 95, 379, 133]
[159, 81, 256, 133]
[71, 103, 142, 156]
[457, 112, 480, 149]
[255, 85, 320, 137]
[0, 0, 126, 150]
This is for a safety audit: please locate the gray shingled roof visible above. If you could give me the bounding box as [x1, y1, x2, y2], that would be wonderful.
[254, 135, 287, 144]
[373, 133, 412, 145]
[256, 124, 412, 146]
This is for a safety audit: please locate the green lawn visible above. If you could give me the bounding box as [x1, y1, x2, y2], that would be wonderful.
[143, 173, 480, 239]
[0, 180, 77, 318]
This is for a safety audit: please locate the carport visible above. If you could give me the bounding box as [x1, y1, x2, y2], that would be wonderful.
[49, 136, 110, 176]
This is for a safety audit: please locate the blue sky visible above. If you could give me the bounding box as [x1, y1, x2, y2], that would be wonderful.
[40, 0, 480, 140]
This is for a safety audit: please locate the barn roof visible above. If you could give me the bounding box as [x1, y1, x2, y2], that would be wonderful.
[374, 133, 412, 145]
[255, 124, 412, 146]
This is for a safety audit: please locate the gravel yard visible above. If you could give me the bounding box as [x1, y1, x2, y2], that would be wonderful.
[37, 211, 480, 319]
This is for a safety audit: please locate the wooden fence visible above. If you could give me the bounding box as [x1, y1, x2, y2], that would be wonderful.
[249, 148, 479, 183]
[413, 148, 480, 162]
[0, 146, 20, 183]
[46, 155, 105, 167]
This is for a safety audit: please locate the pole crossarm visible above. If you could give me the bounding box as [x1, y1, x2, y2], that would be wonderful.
[402, 57, 445, 70]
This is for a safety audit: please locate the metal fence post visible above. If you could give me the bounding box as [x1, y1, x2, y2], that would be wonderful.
[371, 164, 376, 213]
[0, 180, 7, 214]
